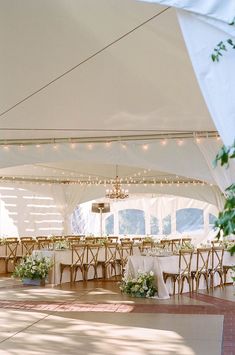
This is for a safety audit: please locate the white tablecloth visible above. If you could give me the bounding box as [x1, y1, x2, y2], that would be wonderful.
[125, 251, 235, 299]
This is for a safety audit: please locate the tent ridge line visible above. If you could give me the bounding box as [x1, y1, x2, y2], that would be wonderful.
[0, 131, 218, 146]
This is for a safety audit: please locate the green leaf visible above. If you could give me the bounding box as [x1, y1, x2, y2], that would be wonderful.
[228, 244, 235, 256]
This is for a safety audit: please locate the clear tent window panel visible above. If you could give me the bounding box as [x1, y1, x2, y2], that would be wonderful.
[209, 213, 217, 231]
[163, 214, 171, 235]
[176, 208, 204, 233]
[150, 215, 160, 235]
[118, 209, 145, 235]
[105, 214, 114, 235]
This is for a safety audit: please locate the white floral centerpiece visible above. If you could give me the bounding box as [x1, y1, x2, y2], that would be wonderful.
[13, 255, 53, 285]
[120, 271, 157, 298]
[54, 240, 69, 250]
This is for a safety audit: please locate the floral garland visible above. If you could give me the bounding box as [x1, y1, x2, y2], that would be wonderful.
[120, 271, 157, 298]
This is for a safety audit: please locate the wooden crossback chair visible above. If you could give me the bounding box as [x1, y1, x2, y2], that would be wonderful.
[83, 243, 101, 281]
[163, 250, 194, 295]
[171, 239, 182, 252]
[21, 239, 37, 257]
[160, 239, 172, 250]
[1, 239, 21, 273]
[181, 238, 192, 247]
[60, 243, 87, 284]
[65, 236, 82, 247]
[118, 241, 133, 276]
[36, 237, 51, 250]
[223, 265, 234, 284]
[210, 246, 224, 289]
[84, 237, 96, 244]
[191, 248, 211, 292]
[99, 242, 119, 279]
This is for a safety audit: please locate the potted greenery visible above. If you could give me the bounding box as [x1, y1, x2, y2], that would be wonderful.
[13, 255, 53, 286]
[120, 271, 157, 298]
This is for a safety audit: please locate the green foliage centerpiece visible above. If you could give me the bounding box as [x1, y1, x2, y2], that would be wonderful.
[120, 271, 157, 298]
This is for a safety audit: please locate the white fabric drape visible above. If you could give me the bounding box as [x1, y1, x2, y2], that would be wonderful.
[140, 0, 235, 23]
[50, 185, 89, 234]
[177, 9, 235, 146]
[140, 1, 235, 146]
[197, 138, 235, 193]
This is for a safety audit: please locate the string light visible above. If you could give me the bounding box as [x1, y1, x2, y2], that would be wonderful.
[70, 143, 77, 149]
[142, 144, 149, 151]
[161, 139, 167, 146]
[105, 142, 112, 148]
[177, 139, 184, 146]
[87, 143, 93, 150]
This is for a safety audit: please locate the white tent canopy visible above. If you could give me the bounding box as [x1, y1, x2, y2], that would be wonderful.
[0, 1, 234, 235]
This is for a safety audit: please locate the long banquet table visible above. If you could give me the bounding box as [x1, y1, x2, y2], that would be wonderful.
[125, 251, 235, 299]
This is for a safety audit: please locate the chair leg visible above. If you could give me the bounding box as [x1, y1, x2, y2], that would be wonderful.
[60, 265, 64, 284]
[210, 272, 214, 290]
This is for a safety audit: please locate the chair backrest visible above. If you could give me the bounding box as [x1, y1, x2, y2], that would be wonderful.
[37, 238, 51, 250]
[211, 246, 224, 271]
[178, 250, 194, 274]
[85, 237, 96, 244]
[72, 244, 87, 266]
[20, 237, 33, 241]
[6, 240, 19, 258]
[211, 240, 223, 247]
[160, 239, 172, 250]
[181, 238, 192, 246]
[118, 242, 133, 264]
[105, 242, 119, 263]
[21, 240, 37, 256]
[85, 243, 101, 265]
[36, 236, 48, 241]
[50, 236, 64, 242]
[196, 248, 211, 274]
[107, 236, 119, 243]
[65, 236, 82, 247]
[171, 239, 181, 252]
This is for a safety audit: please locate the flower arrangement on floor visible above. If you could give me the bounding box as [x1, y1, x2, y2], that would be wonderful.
[13, 255, 53, 282]
[120, 271, 157, 298]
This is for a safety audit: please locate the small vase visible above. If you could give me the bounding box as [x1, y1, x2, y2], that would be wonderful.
[22, 278, 45, 286]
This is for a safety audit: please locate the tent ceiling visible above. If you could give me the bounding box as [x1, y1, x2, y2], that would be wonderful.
[0, 0, 215, 141]
[0, 0, 223, 206]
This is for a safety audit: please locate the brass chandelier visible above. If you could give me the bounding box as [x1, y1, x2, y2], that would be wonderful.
[105, 166, 129, 199]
